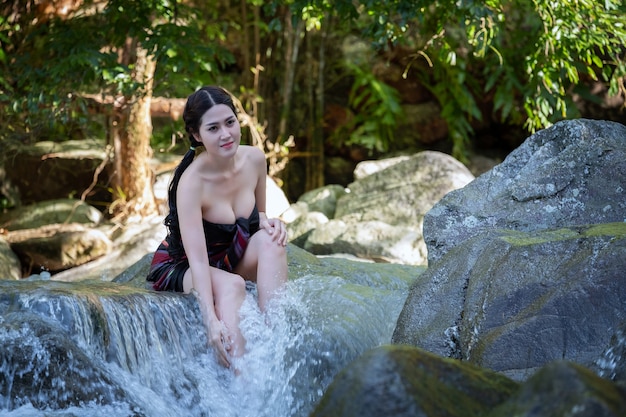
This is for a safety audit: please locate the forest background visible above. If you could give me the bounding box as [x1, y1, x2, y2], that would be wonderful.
[1, 0, 625, 222]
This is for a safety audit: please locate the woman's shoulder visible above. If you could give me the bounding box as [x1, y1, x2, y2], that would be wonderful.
[238, 145, 265, 165]
[239, 144, 264, 159]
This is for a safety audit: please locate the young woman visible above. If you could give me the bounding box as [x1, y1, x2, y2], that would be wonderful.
[147, 86, 288, 369]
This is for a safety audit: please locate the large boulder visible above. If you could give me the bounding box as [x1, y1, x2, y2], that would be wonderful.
[4, 223, 112, 273]
[424, 119, 626, 265]
[294, 151, 474, 265]
[2, 140, 112, 206]
[311, 345, 626, 417]
[0, 199, 103, 231]
[393, 223, 626, 381]
[394, 119, 626, 381]
[310, 345, 518, 417]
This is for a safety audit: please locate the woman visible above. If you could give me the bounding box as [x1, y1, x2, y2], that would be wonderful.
[147, 86, 288, 369]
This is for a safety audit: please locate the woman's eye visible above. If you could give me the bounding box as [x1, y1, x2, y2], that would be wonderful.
[227, 119, 235, 126]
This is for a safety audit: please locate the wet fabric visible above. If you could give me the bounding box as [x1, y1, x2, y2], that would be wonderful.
[147, 206, 260, 292]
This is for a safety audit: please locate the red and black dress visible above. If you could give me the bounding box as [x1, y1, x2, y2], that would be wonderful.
[147, 206, 260, 292]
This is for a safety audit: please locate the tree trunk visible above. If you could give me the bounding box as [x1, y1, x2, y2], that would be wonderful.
[108, 42, 157, 220]
[305, 18, 329, 191]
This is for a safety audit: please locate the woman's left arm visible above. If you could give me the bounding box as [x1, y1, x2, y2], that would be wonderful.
[252, 147, 287, 246]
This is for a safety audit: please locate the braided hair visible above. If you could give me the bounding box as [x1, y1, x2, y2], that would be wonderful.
[164, 86, 238, 259]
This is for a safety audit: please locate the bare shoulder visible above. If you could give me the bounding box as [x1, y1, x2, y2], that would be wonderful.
[239, 145, 265, 160]
[178, 161, 203, 196]
[239, 145, 265, 167]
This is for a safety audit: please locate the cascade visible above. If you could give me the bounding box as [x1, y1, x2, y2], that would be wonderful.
[0, 274, 409, 417]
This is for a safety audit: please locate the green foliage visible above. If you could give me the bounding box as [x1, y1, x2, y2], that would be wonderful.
[0, 0, 235, 144]
[345, 64, 404, 153]
[292, 0, 626, 159]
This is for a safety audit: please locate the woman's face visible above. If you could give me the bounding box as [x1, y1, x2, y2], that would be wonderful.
[195, 104, 241, 156]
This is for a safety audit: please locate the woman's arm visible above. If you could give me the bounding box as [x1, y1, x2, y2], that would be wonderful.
[177, 171, 231, 367]
[251, 147, 288, 246]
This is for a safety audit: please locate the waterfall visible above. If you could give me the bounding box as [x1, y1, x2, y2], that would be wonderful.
[0, 273, 409, 417]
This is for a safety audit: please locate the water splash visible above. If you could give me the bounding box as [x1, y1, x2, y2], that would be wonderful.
[0, 274, 409, 417]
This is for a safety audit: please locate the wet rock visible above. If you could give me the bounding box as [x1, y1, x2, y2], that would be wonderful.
[0, 312, 128, 411]
[310, 345, 518, 417]
[488, 361, 626, 417]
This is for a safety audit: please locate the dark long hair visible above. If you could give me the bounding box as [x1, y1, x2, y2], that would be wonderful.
[164, 86, 237, 259]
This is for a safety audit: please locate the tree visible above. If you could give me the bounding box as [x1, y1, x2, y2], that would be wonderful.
[290, 0, 626, 159]
[0, 0, 233, 219]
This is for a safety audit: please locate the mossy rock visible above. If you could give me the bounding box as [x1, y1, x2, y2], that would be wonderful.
[310, 345, 519, 417]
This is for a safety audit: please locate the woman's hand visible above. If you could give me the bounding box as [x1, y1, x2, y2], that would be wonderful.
[260, 217, 288, 246]
[206, 317, 232, 368]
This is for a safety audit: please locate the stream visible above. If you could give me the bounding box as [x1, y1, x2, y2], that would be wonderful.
[1, 272, 410, 417]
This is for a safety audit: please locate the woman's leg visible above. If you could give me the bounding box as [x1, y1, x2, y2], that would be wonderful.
[183, 267, 247, 357]
[235, 229, 288, 311]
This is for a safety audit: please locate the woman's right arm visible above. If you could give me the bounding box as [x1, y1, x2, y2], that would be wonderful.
[176, 174, 231, 367]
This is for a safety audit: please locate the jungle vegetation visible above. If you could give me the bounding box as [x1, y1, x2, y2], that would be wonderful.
[1, 0, 624, 217]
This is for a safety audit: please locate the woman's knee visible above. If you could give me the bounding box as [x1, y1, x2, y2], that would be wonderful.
[255, 230, 287, 258]
[219, 273, 247, 302]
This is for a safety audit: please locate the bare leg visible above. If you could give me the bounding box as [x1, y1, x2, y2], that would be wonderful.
[236, 230, 288, 311]
[183, 268, 247, 358]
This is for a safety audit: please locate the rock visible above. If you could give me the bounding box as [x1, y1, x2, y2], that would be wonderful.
[0, 237, 21, 280]
[305, 219, 426, 264]
[4, 223, 112, 273]
[52, 215, 166, 282]
[352, 155, 411, 180]
[0, 311, 127, 410]
[287, 210, 329, 248]
[2, 140, 112, 206]
[0, 198, 103, 231]
[424, 119, 626, 265]
[393, 222, 626, 381]
[296, 184, 347, 219]
[116, 243, 425, 291]
[311, 345, 626, 417]
[310, 345, 518, 417]
[337, 151, 474, 225]
[301, 151, 474, 264]
[488, 361, 626, 417]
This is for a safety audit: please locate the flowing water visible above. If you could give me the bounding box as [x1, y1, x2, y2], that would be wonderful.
[0, 274, 409, 417]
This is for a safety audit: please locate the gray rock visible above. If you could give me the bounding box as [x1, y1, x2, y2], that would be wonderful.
[287, 210, 329, 247]
[393, 223, 626, 381]
[300, 151, 474, 264]
[305, 219, 426, 264]
[310, 345, 518, 417]
[336, 151, 474, 226]
[296, 184, 347, 219]
[0, 199, 103, 231]
[424, 119, 626, 265]
[2, 139, 111, 206]
[5, 223, 112, 272]
[488, 361, 626, 417]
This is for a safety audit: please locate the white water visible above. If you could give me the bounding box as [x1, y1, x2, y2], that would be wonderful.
[1, 275, 408, 417]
